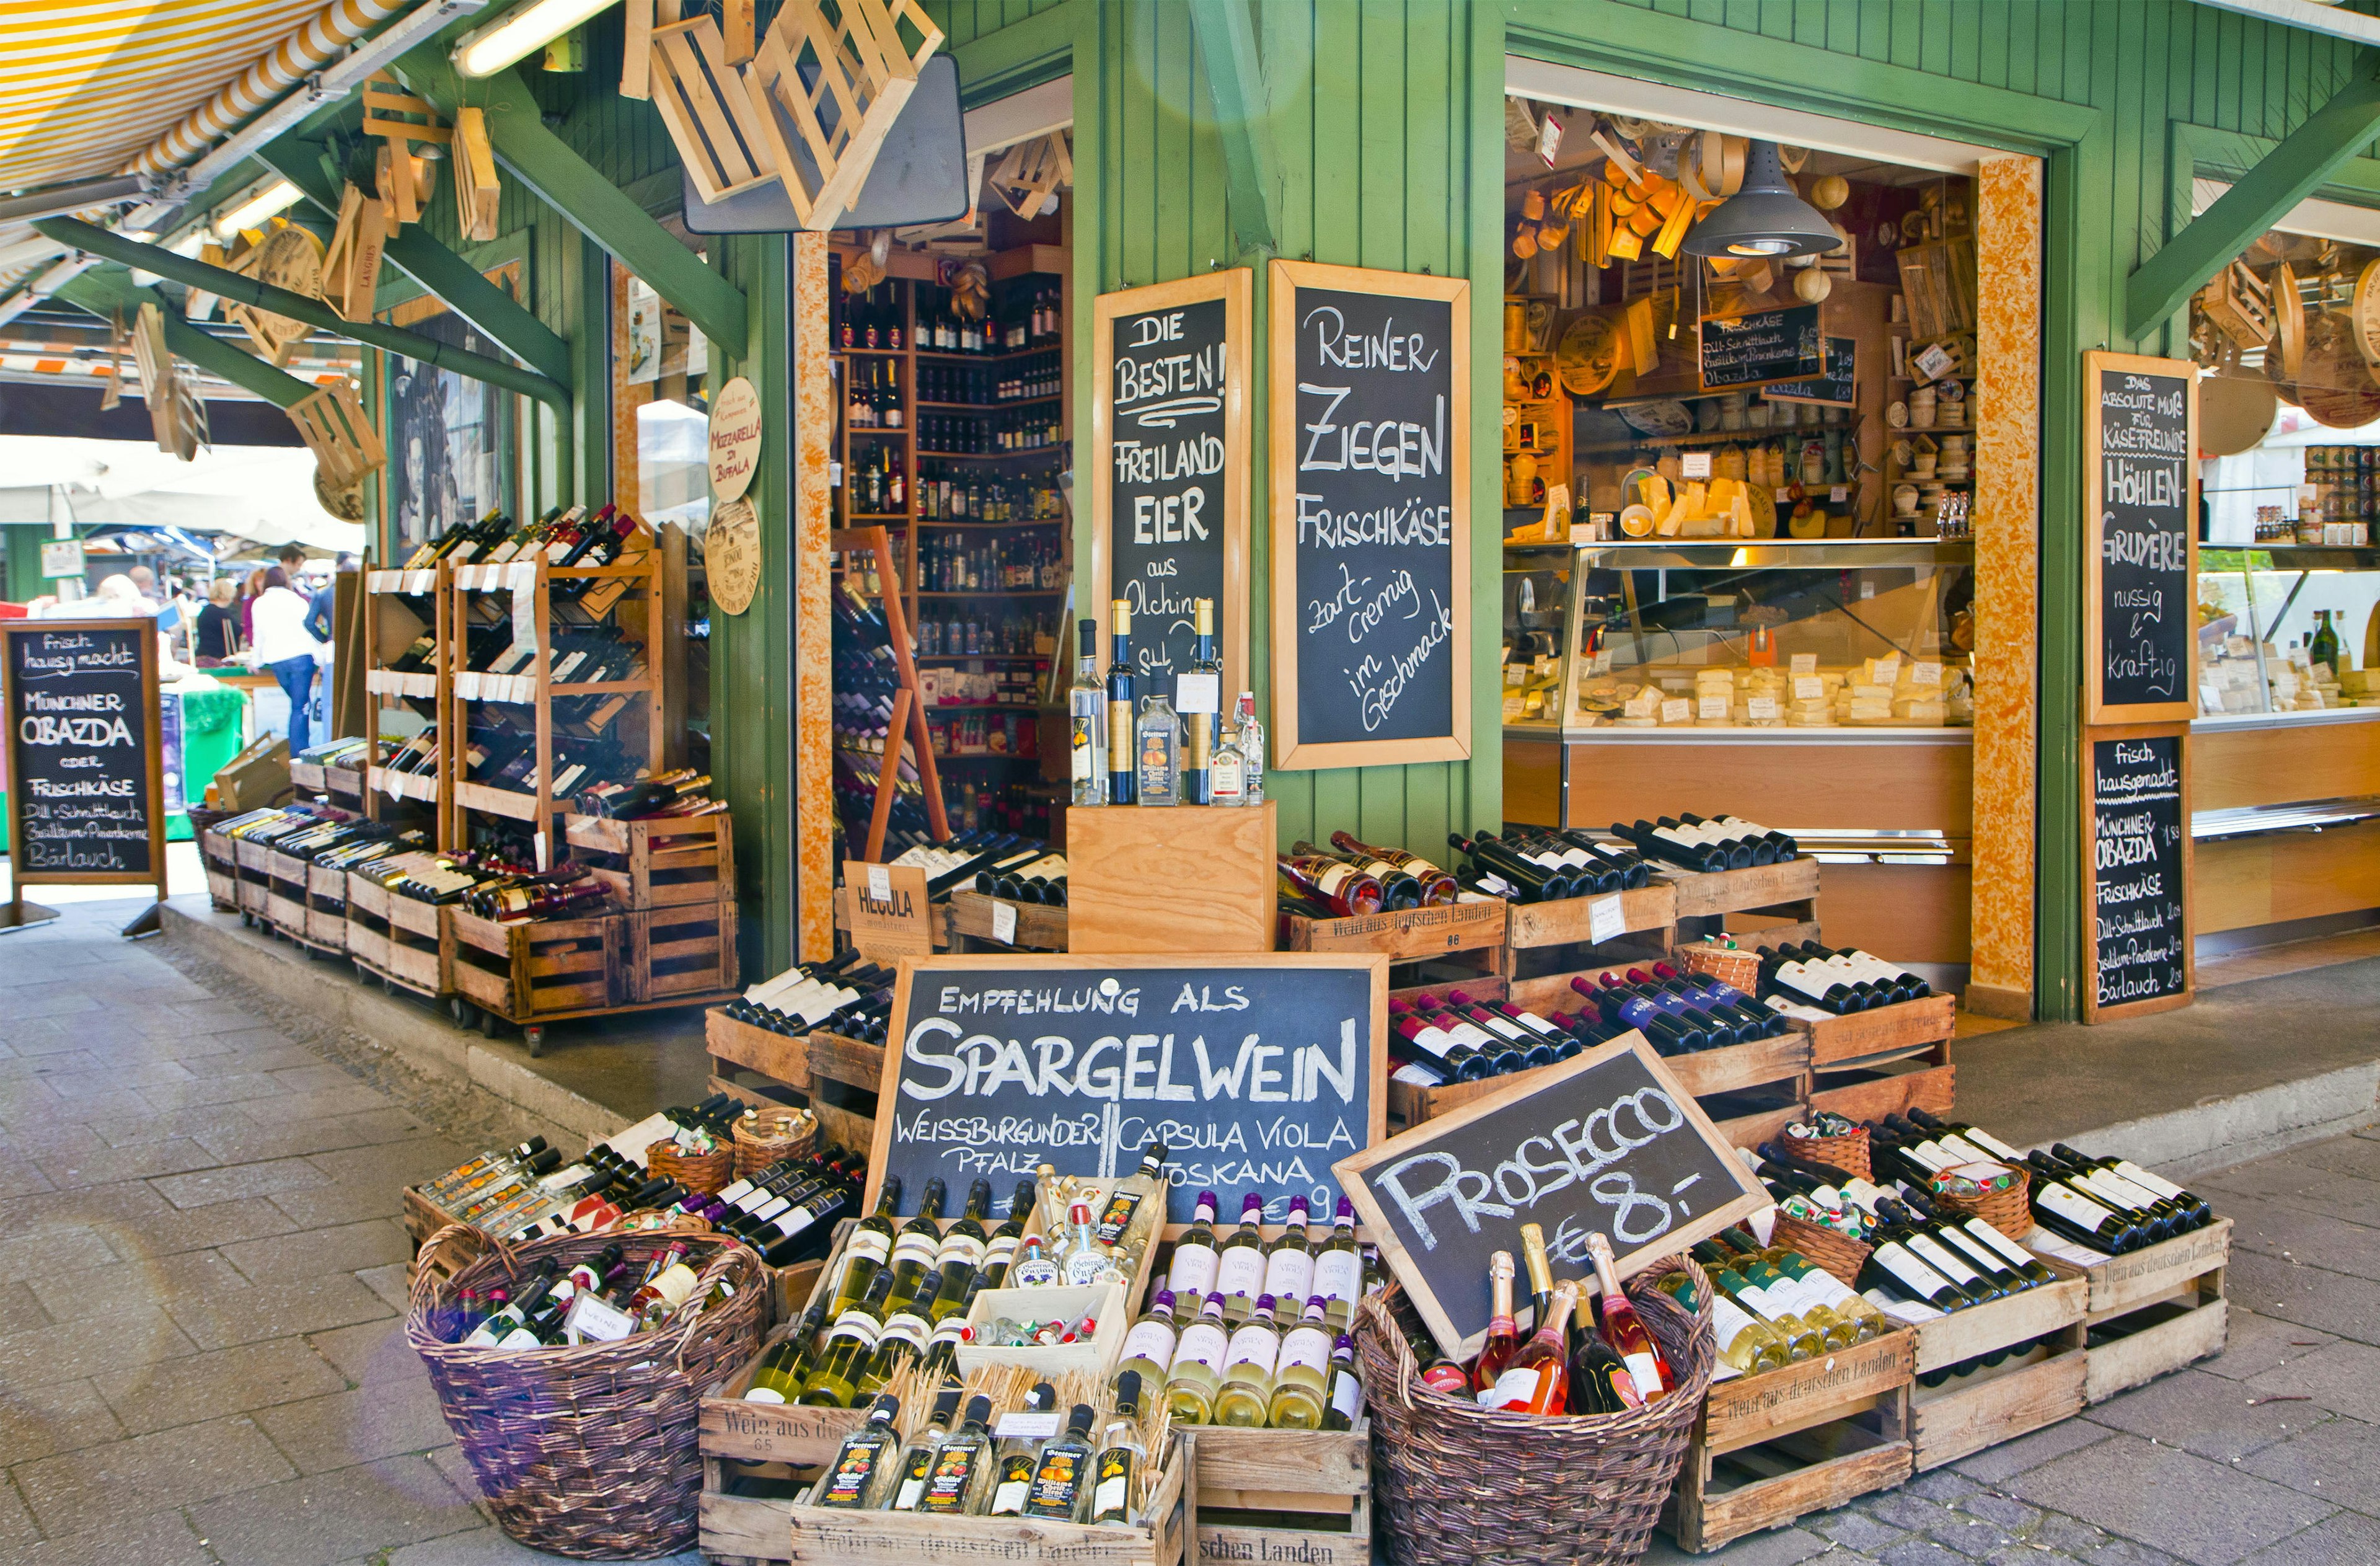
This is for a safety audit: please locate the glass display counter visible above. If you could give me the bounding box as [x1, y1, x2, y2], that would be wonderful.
[1502, 539, 1977, 738]
[2195, 547, 2380, 719]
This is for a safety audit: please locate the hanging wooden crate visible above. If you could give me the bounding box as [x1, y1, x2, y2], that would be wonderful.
[129, 303, 205, 459]
[289, 381, 386, 489]
[222, 224, 324, 366]
[989, 129, 1071, 218]
[361, 72, 449, 228]
[451, 108, 501, 242]
[648, 14, 780, 205]
[748, 0, 947, 232]
[319, 183, 387, 321]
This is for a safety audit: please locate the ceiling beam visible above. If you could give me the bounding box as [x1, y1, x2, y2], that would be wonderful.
[54, 270, 316, 410]
[2127, 64, 2380, 338]
[1188, 0, 1280, 256]
[32, 216, 569, 409]
[252, 135, 574, 388]
[394, 53, 748, 348]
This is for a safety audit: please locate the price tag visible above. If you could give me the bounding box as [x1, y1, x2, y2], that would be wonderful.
[991, 900, 1017, 945]
[1774, 487, 1794, 503]
[866, 864, 892, 902]
[1501, 695, 1525, 720]
[1914, 342, 1955, 381]
[566, 1293, 637, 1343]
[1590, 648, 1612, 676]
[1587, 894, 1627, 945]
[1874, 654, 1902, 684]
[1792, 676, 1824, 701]
[995, 1411, 1062, 1440]
[1535, 111, 1563, 167]
[534, 831, 549, 871]
[1830, 485, 1848, 503]
[1680, 451, 1713, 480]
[1660, 698, 1691, 724]
[1748, 696, 1780, 721]
[830, 460, 843, 488]
[1176, 673, 1222, 715]
[1791, 653, 1817, 676]
[1910, 661, 1943, 686]
[1698, 696, 1729, 719]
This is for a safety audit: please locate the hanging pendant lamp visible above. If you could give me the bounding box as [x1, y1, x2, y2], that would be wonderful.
[1680, 139, 1842, 261]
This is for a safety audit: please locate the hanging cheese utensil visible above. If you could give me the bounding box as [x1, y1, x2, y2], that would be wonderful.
[2273, 262, 2306, 383]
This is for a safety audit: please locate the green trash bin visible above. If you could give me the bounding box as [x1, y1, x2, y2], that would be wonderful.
[169, 683, 250, 840]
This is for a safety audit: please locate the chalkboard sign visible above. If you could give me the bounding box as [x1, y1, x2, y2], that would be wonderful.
[867, 953, 1388, 1226]
[1334, 1033, 1765, 1359]
[1699, 304, 1825, 391]
[1091, 272, 1251, 699]
[1763, 335, 1857, 407]
[2085, 351, 2197, 722]
[2082, 725, 2193, 1022]
[1270, 260, 1472, 769]
[3, 619, 165, 895]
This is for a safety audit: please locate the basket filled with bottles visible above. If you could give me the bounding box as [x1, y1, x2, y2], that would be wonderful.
[407, 1223, 766, 1559]
[1354, 1228, 1714, 1566]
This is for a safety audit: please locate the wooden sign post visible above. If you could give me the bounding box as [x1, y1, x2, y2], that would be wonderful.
[1091, 271, 1253, 702]
[2, 619, 168, 936]
[1334, 1032, 1766, 1360]
[866, 952, 1388, 1226]
[1269, 260, 1471, 768]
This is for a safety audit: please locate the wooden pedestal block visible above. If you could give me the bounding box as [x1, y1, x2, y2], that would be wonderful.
[1065, 800, 1276, 953]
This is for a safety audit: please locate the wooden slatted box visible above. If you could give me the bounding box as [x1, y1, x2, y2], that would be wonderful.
[1906, 1260, 2091, 1472]
[449, 905, 622, 1022]
[564, 810, 736, 909]
[304, 863, 348, 952]
[344, 869, 394, 972]
[264, 847, 312, 937]
[381, 891, 451, 997]
[200, 825, 239, 911]
[1189, 1425, 1372, 1566]
[233, 836, 275, 919]
[2072, 1218, 2232, 1405]
[627, 900, 739, 1003]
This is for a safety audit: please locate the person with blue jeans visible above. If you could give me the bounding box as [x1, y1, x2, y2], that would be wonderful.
[247, 565, 324, 755]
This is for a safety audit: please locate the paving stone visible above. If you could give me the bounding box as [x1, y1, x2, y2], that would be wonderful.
[190, 1107, 428, 1166]
[1955, 1493, 2037, 1531]
[2234, 1510, 2380, 1565]
[357, 1262, 412, 1312]
[0, 1158, 55, 1199]
[164, 1270, 395, 1350]
[2229, 1251, 2380, 1346]
[149, 1156, 329, 1210]
[0, 1226, 119, 1276]
[253, 1376, 458, 1472]
[24, 1247, 249, 1322]
[425, 1441, 483, 1503]
[2082, 1542, 2185, 1566]
[0, 1023, 97, 1058]
[156, 999, 273, 1035]
[24, 1088, 161, 1128]
[1878, 1542, 1972, 1566]
[2082, 1368, 2329, 1462]
[95, 1192, 302, 1257]
[177, 1044, 326, 1079]
[39, 1060, 197, 1099]
[1866, 1495, 1962, 1534]
[0, 1280, 49, 1335]
[2197, 1310, 2338, 1383]
[1925, 1519, 2017, 1559]
[252, 1082, 399, 1122]
[31, 1137, 217, 1191]
[0, 1506, 217, 1566]
[0, 1484, 35, 1551]
[1908, 1470, 1985, 1503]
[2008, 1432, 2334, 1566]
[85, 1104, 255, 1149]
[1950, 1415, 2114, 1484]
[2031, 1515, 2113, 1554]
[264, 1175, 407, 1229]
[304, 1318, 424, 1386]
[90, 1337, 348, 1435]
[0, 1378, 125, 1466]
[384, 1529, 579, 1566]
[188, 1453, 483, 1566]
[2234, 1415, 2380, 1514]
[132, 1074, 290, 1112]
[219, 1218, 410, 1284]
[0, 1305, 197, 1391]
[14, 1414, 296, 1534]
[2236, 1338, 2380, 1425]
[0, 1051, 104, 1082]
[1814, 1511, 1910, 1552]
[2267, 1135, 2380, 1184]
[1646, 1528, 1831, 1565]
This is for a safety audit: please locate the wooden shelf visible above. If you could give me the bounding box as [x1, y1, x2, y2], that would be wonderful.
[917, 447, 1062, 460]
[917, 396, 1060, 409]
[917, 588, 1064, 598]
[452, 780, 541, 821]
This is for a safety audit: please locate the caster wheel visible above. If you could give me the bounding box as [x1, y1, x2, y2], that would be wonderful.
[449, 996, 469, 1025]
[524, 1027, 545, 1058]
[381, 975, 395, 994]
[240, 913, 253, 927]
[478, 1009, 498, 1039]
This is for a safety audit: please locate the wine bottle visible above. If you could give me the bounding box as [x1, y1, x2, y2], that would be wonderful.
[1114, 1290, 1181, 1396]
[1329, 831, 1459, 905]
[1090, 1374, 1147, 1524]
[1212, 1294, 1283, 1426]
[919, 1394, 997, 1515]
[1259, 1196, 1316, 1307]
[1483, 1280, 1576, 1413]
[1608, 818, 1727, 874]
[984, 1382, 1057, 1517]
[1266, 1299, 1336, 1429]
[1447, 833, 1572, 901]
[797, 1268, 897, 1405]
[886, 1389, 963, 1511]
[884, 1178, 949, 1301]
[1163, 1293, 1232, 1423]
[1165, 1192, 1222, 1306]
[1278, 855, 1383, 917]
[1181, 598, 1221, 805]
[1472, 1251, 1521, 1400]
[1105, 601, 1137, 805]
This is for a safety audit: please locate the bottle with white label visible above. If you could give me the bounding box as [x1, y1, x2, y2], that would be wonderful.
[1113, 1290, 1179, 1396]
[982, 1382, 1057, 1517]
[1259, 1197, 1316, 1309]
[1212, 1294, 1284, 1427]
[1089, 1373, 1147, 1524]
[1163, 1294, 1232, 1423]
[1322, 1334, 1364, 1431]
[1165, 1193, 1222, 1307]
[1266, 1298, 1337, 1428]
[1308, 1197, 1364, 1324]
[1210, 1194, 1269, 1317]
[885, 1389, 962, 1512]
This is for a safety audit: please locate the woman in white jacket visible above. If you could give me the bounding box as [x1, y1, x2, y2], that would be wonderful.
[248, 567, 324, 754]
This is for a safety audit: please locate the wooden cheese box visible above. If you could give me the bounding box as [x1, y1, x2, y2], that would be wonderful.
[2069, 1219, 2231, 1405]
[948, 888, 1067, 952]
[1791, 994, 1957, 1069]
[1188, 1424, 1372, 1566]
[563, 810, 734, 909]
[1284, 897, 1506, 962]
[1906, 1262, 2090, 1472]
[1666, 1328, 1915, 1554]
[1067, 801, 1276, 953]
[304, 863, 348, 952]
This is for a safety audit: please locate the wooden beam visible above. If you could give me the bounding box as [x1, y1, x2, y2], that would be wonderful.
[253, 135, 575, 388]
[394, 53, 748, 349]
[1187, 0, 1279, 255]
[2127, 65, 2380, 338]
[32, 217, 570, 409]
[54, 270, 315, 410]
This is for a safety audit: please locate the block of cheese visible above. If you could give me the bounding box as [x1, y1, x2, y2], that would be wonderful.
[1892, 695, 1947, 725]
[1623, 687, 1662, 719]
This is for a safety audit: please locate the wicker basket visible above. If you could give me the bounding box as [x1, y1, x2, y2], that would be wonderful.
[406, 1224, 765, 1559]
[1770, 1208, 1874, 1281]
[731, 1106, 818, 1179]
[1356, 1261, 1714, 1566]
[1931, 1164, 2031, 1236]
[1784, 1123, 1871, 1181]
[1677, 942, 1763, 994]
[647, 1141, 733, 1196]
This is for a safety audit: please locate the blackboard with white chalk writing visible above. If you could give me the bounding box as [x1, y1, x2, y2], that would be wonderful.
[1699, 304, 1825, 391]
[2084, 728, 2192, 1020]
[2086, 352, 2197, 721]
[866, 953, 1388, 1226]
[1334, 1033, 1764, 1359]
[1093, 273, 1250, 697]
[1269, 260, 1471, 768]
[1763, 335, 1857, 407]
[3, 619, 164, 887]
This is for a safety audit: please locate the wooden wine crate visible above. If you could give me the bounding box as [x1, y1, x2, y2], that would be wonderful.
[1067, 801, 1277, 954]
[232, 836, 275, 918]
[200, 825, 240, 911]
[449, 905, 622, 1021]
[2069, 1219, 2232, 1404]
[1905, 1259, 2090, 1472]
[345, 874, 392, 971]
[289, 758, 329, 793]
[947, 888, 1067, 951]
[380, 893, 451, 997]
[1808, 1056, 1956, 1125]
[1710, 1100, 1808, 1152]
[305, 863, 348, 952]
[1502, 883, 1677, 949]
[1666, 1327, 1915, 1554]
[325, 762, 366, 805]
[627, 900, 739, 1002]
[563, 809, 736, 909]
[707, 1007, 809, 1096]
[1189, 1425, 1372, 1566]
[1667, 1033, 1812, 1101]
[1661, 857, 1823, 921]
[1502, 942, 1678, 1014]
[265, 847, 311, 939]
[1792, 994, 1957, 1069]
[1284, 898, 1505, 961]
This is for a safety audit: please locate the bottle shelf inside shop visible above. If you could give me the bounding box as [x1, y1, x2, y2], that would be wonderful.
[916, 397, 1062, 409]
[917, 447, 1063, 459]
[915, 588, 1065, 598]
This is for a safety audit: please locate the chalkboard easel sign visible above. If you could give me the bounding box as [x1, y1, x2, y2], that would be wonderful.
[1763, 336, 1858, 408]
[2082, 723, 2193, 1023]
[866, 952, 1389, 1229]
[2084, 350, 2198, 723]
[1269, 259, 1472, 770]
[2, 618, 167, 936]
[1091, 271, 1253, 704]
[1333, 1032, 1766, 1360]
[1699, 304, 1825, 392]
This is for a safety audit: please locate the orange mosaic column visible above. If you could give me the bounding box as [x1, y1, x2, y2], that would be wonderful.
[794, 232, 835, 962]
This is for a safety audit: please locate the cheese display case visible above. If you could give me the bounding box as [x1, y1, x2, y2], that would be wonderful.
[2195, 549, 2380, 719]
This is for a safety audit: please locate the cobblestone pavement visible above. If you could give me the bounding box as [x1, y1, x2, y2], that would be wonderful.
[2, 898, 2376, 1565]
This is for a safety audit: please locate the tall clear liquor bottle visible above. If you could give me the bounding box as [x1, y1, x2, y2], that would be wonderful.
[1068, 619, 1108, 805]
[1180, 598, 1223, 803]
[1106, 601, 1138, 805]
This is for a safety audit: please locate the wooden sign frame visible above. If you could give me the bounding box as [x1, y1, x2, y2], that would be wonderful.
[1091, 270, 1253, 707]
[1333, 1030, 1766, 1360]
[1698, 302, 1826, 392]
[2083, 349, 2198, 725]
[1269, 259, 1473, 769]
[2080, 721, 2193, 1024]
[2, 618, 167, 935]
[1762, 335, 1858, 408]
[866, 951, 1391, 1223]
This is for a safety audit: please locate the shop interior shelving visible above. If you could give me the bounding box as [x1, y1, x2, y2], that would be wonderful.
[833, 524, 949, 860]
[359, 559, 448, 823]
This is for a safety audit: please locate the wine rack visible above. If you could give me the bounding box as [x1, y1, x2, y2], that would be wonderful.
[359, 560, 451, 823]
[832, 524, 948, 860]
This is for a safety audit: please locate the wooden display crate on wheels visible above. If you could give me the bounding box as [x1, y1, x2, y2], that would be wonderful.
[1907, 1261, 2091, 1472]
[2072, 1219, 2232, 1405]
[345, 867, 451, 999]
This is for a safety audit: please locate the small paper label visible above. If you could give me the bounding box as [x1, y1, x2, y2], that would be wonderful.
[1680, 451, 1713, 480]
[1176, 673, 1222, 715]
[992, 900, 1017, 944]
[1911, 661, 1943, 686]
[1588, 893, 1627, 945]
[1914, 342, 1955, 380]
[534, 831, 549, 871]
[1747, 696, 1780, 721]
[1535, 112, 1562, 167]
[866, 865, 892, 902]
[995, 1410, 1062, 1440]
[1660, 698, 1691, 723]
[1793, 676, 1823, 700]
[567, 1293, 637, 1342]
[1830, 485, 1849, 502]
[1791, 653, 1817, 675]
[1698, 696, 1729, 719]
[1501, 696, 1525, 720]
[1590, 648, 1612, 676]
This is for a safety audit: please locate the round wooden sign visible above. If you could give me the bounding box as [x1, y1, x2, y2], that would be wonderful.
[707, 376, 762, 502]
[2353, 260, 2380, 367]
[1556, 311, 1623, 396]
[2297, 336, 2380, 428]
[2198, 373, 2278, 457]
[706, 497, 760, 615]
